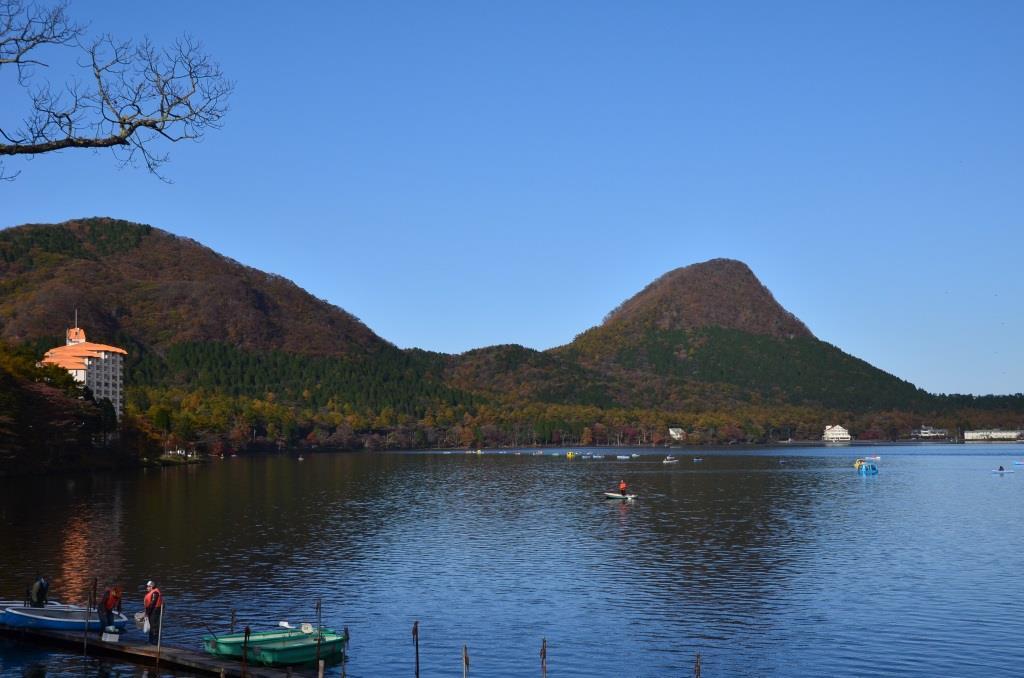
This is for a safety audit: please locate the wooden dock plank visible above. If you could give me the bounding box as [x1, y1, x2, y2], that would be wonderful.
[0, 626, 321, 676]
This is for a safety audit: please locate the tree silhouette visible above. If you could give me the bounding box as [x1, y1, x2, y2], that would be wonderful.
[0, 0, 232, 180]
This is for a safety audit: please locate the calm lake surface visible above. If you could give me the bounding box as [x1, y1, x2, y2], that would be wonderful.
[2, 444, 1023, 677]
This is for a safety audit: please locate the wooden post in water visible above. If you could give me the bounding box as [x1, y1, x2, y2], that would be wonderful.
[156, 602, 165, 669]
[693, 650, 702, 678]
[412, 620, 419, 678]
[315, 597, 323, 665]
[540, 638, 547, 678]
[82, 583, 93, 655]
[462, 644, 470, 678]
[231, 609, 237, 633]
[242, 625, 251, 677]
[340, 626, 349, 678]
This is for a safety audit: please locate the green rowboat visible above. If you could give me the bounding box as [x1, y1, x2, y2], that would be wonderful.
[250, 628, 347, 666]
[203, 626, 348, 666]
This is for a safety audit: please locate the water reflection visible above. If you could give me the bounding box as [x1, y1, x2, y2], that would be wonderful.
[1, 447, 1023, 677]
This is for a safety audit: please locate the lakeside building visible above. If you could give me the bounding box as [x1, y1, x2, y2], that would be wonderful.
[912, 425, 949, 439]
[964, 429, 1024, 442]
[822, 425, 852, 442]
[41, 324, 127, 418]
[668, 427, 685, 441]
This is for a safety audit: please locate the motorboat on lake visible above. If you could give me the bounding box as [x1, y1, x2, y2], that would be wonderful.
[663, 455, 679, 464]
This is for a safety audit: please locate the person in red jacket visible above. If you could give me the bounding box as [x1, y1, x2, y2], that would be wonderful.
[99, 584, 122, 632]
[618, 479, 628, 496]
[143, 580, 163, 644]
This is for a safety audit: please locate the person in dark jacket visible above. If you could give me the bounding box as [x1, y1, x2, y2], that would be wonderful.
[29, 575, 48, 608]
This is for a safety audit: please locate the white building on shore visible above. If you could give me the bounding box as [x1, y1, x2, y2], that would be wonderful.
[964, 429, 1023, 442]
[41, 324, 127, 418]
[822, 424, 852, 442]
[912, 425, 949, 439]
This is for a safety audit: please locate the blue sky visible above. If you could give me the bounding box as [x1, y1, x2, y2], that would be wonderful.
[3, 1, 1022, 395]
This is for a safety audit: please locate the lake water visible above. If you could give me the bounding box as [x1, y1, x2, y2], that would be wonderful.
[1, 444, 1023, 677]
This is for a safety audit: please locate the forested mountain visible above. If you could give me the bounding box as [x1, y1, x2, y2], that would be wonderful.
[1, 217, 1022, 468]
[0, 217, 387, 357]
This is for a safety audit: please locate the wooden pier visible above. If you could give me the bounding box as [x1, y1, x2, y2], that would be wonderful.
[0, 625, 327, 677]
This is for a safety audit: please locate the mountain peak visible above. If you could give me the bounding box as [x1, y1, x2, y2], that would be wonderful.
[604, 258, 813, 339]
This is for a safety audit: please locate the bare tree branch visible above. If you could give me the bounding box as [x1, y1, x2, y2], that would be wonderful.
[0, 0, 232, 180]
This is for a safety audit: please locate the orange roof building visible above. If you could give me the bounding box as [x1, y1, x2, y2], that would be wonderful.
[42, 325, 127, 418]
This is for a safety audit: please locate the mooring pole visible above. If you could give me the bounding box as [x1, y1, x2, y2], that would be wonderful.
[541, 638, 547, 678]
[340, 626, 350, 678]
[412, 620, 420, 678]
[315, 597, 323, 664]
[694, 650, 702, 678]
[231, 609, 237, 634]
[82, 585, 93, 655]
[242, 625, 251, 676]
[462, 644, 470, 678]
[156, 602, 165, 669]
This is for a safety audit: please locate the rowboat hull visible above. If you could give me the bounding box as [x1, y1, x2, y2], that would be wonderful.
[205, 627, 348, 666]
[604, 492, 637, 501]
[2, 606, 127, 631]
[204, 628, 313, 658]
[250, 630, 348, 666]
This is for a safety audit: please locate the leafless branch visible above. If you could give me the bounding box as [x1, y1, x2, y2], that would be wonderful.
[0, 0, 232, 180]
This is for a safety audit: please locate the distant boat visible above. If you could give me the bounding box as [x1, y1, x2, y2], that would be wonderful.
[630, 454, 640, 459]
[864, 455, 881, 461]
[854, 459, 878, 475]
[297, 456, 304, 461]
[616, 455, 630, 460]
[692, 457, 704, 462]
[992, 468, 1014, 474]
[663, 456, 679, 464]
[603, 492, 637, 501]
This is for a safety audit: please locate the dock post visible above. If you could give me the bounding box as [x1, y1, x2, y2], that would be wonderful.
[412, 620, 419, 678]
[231, 609, 236, 634]
[694, 650, 702, 678]
[540, 638, 547, 678]
[462, 644, 469, 678]
[242, 625, 250, 676]
[156, 602, 165, 669]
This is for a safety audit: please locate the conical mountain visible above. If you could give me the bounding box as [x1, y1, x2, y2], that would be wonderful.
[602, 259, 811, 339]
[553, 258, 931, 412]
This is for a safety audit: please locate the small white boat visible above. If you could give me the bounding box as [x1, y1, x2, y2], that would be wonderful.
[630, 454, 640, 459]
[616, 455, 630, 460]
[992, 468, 1014, 474]
[692, 458, 704, 462]
[663, 456, 679, 464]
[603, 492, 637, 501]
[864, 455, 881, 461]
[1013, 461, 1024, 465]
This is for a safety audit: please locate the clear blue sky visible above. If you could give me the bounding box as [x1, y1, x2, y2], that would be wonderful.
[3, 1, 1022, 395]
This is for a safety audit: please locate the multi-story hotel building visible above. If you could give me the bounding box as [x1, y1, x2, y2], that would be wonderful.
[41, 325, 127, 418]
[822, 424, 852, 442]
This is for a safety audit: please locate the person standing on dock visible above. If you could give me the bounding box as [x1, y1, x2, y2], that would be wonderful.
[99, 584, 122, 631]
[28, 575, 48, 607]
[144, 580, 163, 644]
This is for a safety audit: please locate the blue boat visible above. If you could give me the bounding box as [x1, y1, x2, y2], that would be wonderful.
[854, 459, 878, 475]
[1, 606, 128, 631]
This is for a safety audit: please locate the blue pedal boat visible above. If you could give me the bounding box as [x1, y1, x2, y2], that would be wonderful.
[1, 606, 128, 632]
